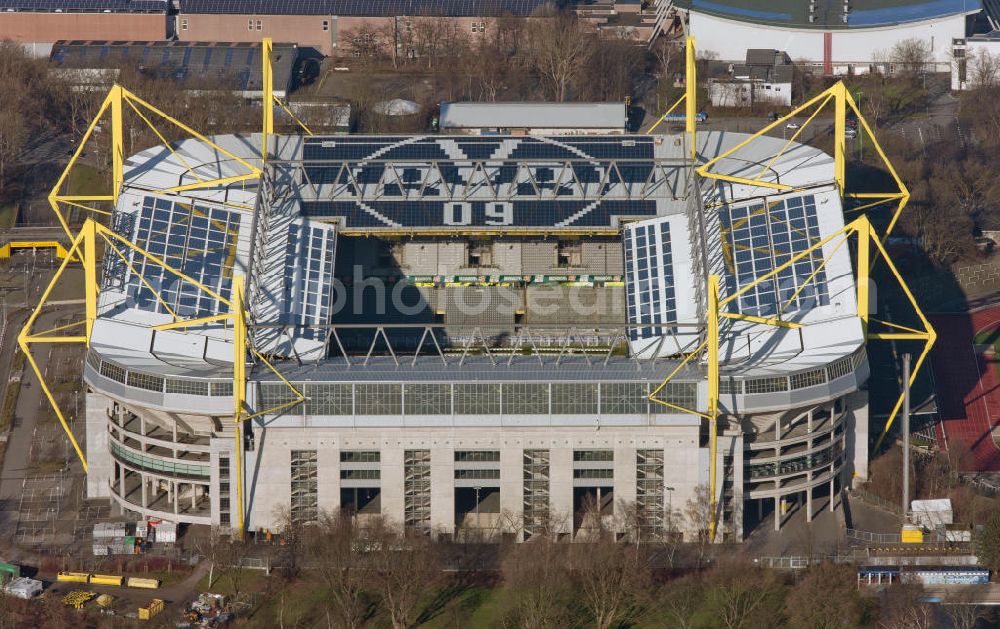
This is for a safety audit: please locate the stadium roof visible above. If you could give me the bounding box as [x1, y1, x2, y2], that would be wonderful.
[677, 0, 981, 29]
[0, 0, 165, 12]
[178, 0, 556, 16]
[439, 102, 627, 131]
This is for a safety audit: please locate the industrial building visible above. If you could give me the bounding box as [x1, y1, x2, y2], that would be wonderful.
[49, 40, 305, 98]
[438, 102, 628, 135]
[0, 0, 167, 57]
[671, 0, 992, 74]
[66, 109, 877, 542]
[174, 0, 557, 57]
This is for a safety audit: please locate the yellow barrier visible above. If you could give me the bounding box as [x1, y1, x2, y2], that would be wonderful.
[0, 241, 70, 260]
[57, 571, 91, 583]
[138, 598, 164, 620]
[90, 574, 124, 587]
[126, 577, 160, 589]
[902, 527, 924, 544]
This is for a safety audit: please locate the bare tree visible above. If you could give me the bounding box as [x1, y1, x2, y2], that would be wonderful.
[310, 511, 372, 629]
[889, 38, 931, 78]
[970, 48, 1000, 90]
[569, 535, 651, 629]
[659, 575, 703, 629]
[709, 562, 786, 629]
[877, 583, 934, 629]
[785, 562, 871, 629]
[365, 520, 442, 629]
[500, 533, 572, 628]
[685, 483, 713, 567]
[941, 586, 993, 629]
[524, 11, 593, 101]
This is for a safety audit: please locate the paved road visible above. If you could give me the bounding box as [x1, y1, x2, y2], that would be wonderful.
[0, 309, 71, 539]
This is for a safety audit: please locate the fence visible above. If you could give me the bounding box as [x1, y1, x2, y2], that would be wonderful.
[849, 488, 903, 515]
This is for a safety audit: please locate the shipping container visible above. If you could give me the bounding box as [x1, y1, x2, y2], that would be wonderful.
[126, 577, 160, 589]
[57, 572, 91, 583]
[138, 598, 164, 620]
[90, 574, 124, 587]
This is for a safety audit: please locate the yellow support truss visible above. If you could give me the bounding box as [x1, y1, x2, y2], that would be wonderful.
[48, 86, 262, 245]
[695, 81, 910, 240]
[19, 217, 304, 536]
[649, 215, 934, 540]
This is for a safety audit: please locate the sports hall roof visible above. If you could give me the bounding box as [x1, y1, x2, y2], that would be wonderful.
[677, 0, 981, 29]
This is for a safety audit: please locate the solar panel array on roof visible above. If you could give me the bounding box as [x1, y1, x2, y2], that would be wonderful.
[624, 218, 678, 341]
[50, 41, 296, 92]
[0, 0, 165, 11]
[124, 196, 241, 318]
[283, 222, 336, 340]
[296, 135, 665, 229]
[178, 0, 553, 16]
[718, 194, 828, 318]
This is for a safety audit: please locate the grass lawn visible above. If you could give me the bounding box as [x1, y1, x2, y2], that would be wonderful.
[973, 326, 1000, 381]
[0, 204, 17, 228]
[64, 162, 109, 197]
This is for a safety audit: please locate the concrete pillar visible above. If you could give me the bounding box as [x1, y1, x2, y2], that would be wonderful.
[757, 497, 762, 520]
[192, 484, 197, 510]
[806, 477, 813, 523]
[774, 495, 780, 531]
[614, 446, 637, 528]
[550, 446, 574, 537]
[141, 474, 148, 508]
[380, 446, 405, 529]
[430, 446, 455, 536]
[499, 445, 522, 536]
[174, 482, 179, 514]
[85, 393, 114, 499]
[318, 448, 340, 514]
[830, 464, 836, 512]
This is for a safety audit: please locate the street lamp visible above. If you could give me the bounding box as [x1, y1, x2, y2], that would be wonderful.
[855, 90, 864, 160]
[473, 486, 482, 535]
[665, 486, 676, 535]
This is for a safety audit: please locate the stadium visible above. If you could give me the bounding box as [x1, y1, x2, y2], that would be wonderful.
[23, 44, 927, 545]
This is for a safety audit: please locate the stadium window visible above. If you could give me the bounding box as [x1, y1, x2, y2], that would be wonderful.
[180, 18, 188, 30]
[256, 20, 263, 31]
[467, 241, 493, 267]
[322, 20, 329, 31]
[556, 240, 582, 268]
[247, 19, 253, 31]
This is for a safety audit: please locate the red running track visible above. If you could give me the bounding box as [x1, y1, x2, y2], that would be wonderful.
[930, 305, 1000, 472]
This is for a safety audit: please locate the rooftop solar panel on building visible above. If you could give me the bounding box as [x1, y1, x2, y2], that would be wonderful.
[283, 222, 337, 340]
[178, 0, 554, 16]
[0, 0, 165, 11]
[624, 218, 678, 341]
[718, 194, 828, 318]
[123, 196, 241, 318]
